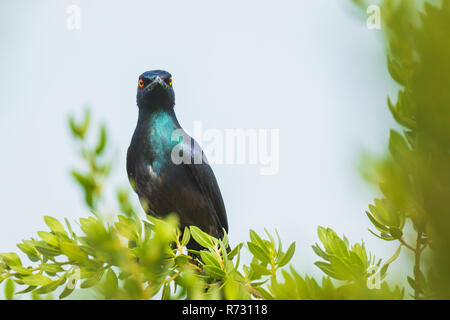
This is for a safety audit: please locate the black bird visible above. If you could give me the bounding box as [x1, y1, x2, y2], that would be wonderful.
[127, 70, 228, 249]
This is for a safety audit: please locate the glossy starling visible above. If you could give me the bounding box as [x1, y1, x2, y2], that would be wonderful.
[127, 70, 228, 249]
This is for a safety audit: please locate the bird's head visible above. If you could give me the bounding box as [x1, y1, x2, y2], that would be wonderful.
[136, 70, 175, 110]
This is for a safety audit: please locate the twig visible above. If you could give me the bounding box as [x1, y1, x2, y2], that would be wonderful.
[413, 231, 423, 300]
[398, 237, 415, 251]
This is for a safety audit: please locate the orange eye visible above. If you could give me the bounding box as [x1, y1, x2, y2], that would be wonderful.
[138, 79, 144, 88]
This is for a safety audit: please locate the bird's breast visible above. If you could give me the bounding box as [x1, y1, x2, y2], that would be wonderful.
[146, 111, 182, 173]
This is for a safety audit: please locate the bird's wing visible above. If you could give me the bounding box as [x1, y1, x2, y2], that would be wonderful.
[126, 146, 137, 193]
[183, 136, 228, 233]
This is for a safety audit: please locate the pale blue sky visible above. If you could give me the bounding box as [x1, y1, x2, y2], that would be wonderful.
[1, 0, 408, 282]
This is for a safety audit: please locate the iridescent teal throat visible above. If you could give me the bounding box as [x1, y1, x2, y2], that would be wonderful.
[148, 110, 181, 172]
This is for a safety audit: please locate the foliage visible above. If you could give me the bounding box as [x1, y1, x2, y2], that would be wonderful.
[2, 0, 450, 300]
[353, 0, 450, 299]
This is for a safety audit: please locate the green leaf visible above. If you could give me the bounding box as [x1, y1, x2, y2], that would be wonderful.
[257, 287, 274, 300]
[247, 242, 270, 264]
[368, 229, 395, 241]
[274, 229, 283, 262]
[16, 286, 36, 294]
[95, 125, 107, 154]
[387, 96, 415, 129]
[277, 242, 296, 268]
[17, 242, 40, 262]
[181, 227, 191, 247]
[161, 283, 171, 300]
[190, 226, 214, 248]
[317, 226, 328, 248]
[69, 109, 90, 139]
[80, 110, 91, 137]
[65, 218, 76, 239]
[407, 276, 415, 290]
[204, 265, 226, 279]
[81, 268, 104, 288]
[35, 243, 61, 256]
[44, 216, 67, 235]
[389, 129, 411, 164]
[222, 229, 229, 249]
[60, 242, 89, 261]
[21, 275, 53, 286]
[386, 55, 406, 86]
[312, 243, 329, 261]
[115, 221, 136, 240]
[59, 285, 74, 299]
[175, 255, 189, 266]
[40, 263, 64, 273]
[0, 253, 22, 266]
[4, 278, 15, 300]
[80, 276, 99, 289]
[37, 231, 59, 247]
[227, 243, 243, 260]
[314, 262, 340, 280]
[200, 251, 221, 269]
[123, 278, 143, 299]
[10, 265, 33, 275]
[365, 211, 389, 232]
[389, 227, 403, 240]
[104, 269, 118, 295]
[69, 116, 81, 138]
[263, 228, 276, 252]
[187, 249, 201, 256]
[250, 262, 271, 276]
[329, 255, 354, 281]
[71, 171, 95, 193]
[249, 230, 270, 256]
[34, 278, 66, 294]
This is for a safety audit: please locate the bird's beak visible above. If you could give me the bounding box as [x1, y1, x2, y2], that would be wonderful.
[144, 76, 167, 91]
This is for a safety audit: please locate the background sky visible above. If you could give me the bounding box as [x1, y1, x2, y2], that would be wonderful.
[1, 0, 408, 282]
